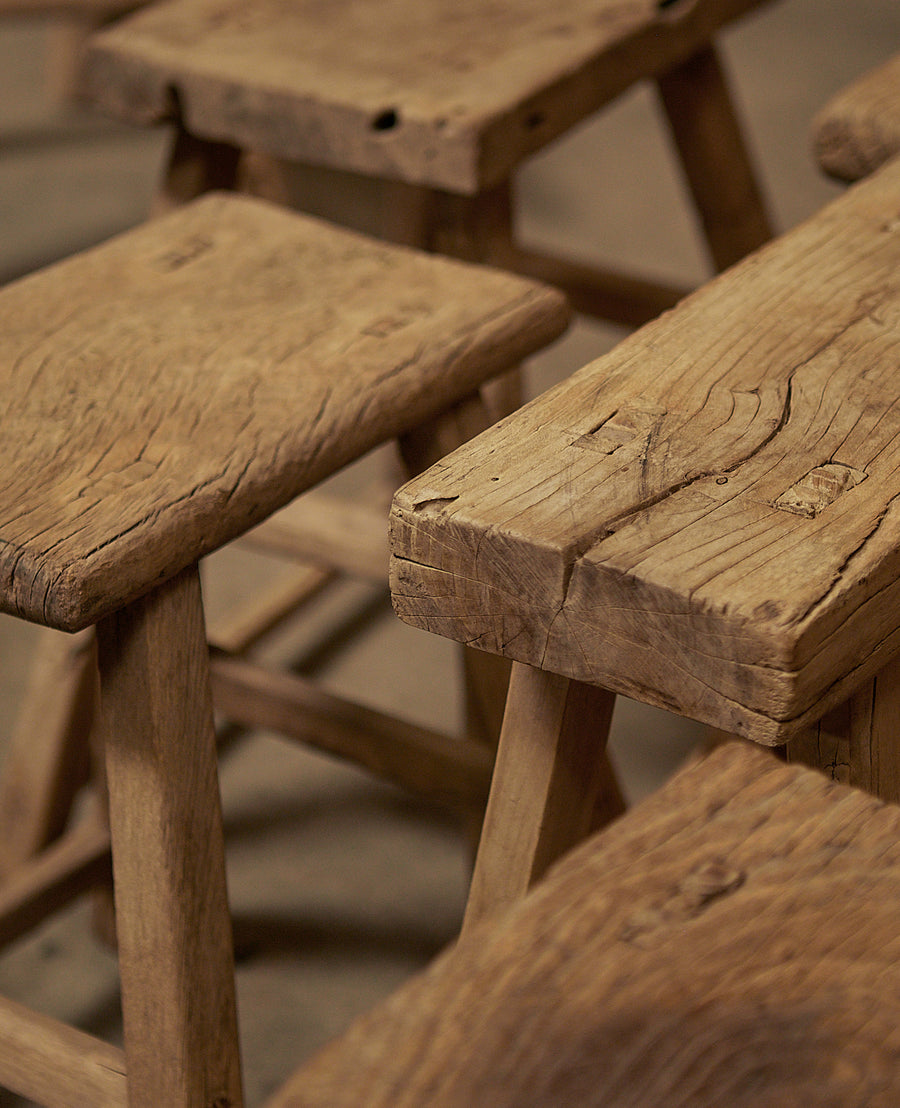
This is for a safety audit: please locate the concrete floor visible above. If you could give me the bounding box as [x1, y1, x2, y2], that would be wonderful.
[0, 1, 898, 1102]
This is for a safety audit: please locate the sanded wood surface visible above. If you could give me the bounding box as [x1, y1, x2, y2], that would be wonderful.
[268, 742, 900, 1107]
[391, 159, 900, 744]
[814, 53, 900, 182]
[82, 0, 773, 194]
[0, 192, 567, 632]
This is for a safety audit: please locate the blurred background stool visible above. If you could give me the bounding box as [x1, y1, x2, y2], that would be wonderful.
[813, 51, 900, 183]
[391, 153, 900, 928]
[0, 192, 566, 1106]
[81, 0, 777, 325]
[266, 741, 900, 1107]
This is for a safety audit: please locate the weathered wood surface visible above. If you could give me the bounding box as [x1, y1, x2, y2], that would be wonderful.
[268, 742, 900, 1107]
[814, 53, 900, 183]
[82, 0, 773, 194]
[0, 192, 567, 632]
[391, 159, 900, 744]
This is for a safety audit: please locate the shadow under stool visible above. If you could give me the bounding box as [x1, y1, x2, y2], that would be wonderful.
[391, 152, 900, 929]
[267, 741, 900, 1106]
[813, 50, 900, 184]
[0, 192, 566, 1106]
[80, 0, 776, 321]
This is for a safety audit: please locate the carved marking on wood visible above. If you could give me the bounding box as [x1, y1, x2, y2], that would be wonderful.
[775, 462, 867, 519]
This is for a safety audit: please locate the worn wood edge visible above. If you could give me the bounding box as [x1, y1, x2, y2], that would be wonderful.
[0, 992, 125, 1108]
[266, 741, 900, 1107]
[82, 0, 773, 193]
[812, 54, 900, 183]
[0, 192, 569, 632]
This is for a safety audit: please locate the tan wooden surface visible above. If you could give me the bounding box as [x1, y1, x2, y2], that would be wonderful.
[82, 0, 773, 195]
[268, 742, 900, 1107]
[392, 158, 900, 745]
[97, 565, 242, 1107]
[814, 52, 900, 182]
[0, 192, 567, 633]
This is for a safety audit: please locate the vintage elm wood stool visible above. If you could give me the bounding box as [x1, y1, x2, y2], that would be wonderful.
[80, 0, 775, 320]
[265, 741, 900, 1107]
[813, 51, 900, 184]
[391, 154, 900, 929]
[0, 192, 566, 1106]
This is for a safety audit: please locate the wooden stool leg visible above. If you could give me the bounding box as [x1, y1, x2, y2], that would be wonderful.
[656, 43, 774, 272]
[787, 655, 900, 805]
[153, 119, 242, 215]
[97, 565, 242, 1108]
[0, 628, 94, 880]
[462, 664, 616, 934]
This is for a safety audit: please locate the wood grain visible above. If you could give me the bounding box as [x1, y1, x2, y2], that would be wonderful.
[0, 191, 567, 632]
[391, 158, 900, 743]
[82, 0, 773, 194]
[813, 53, 900, 183]
[267, 742, 900, 1107]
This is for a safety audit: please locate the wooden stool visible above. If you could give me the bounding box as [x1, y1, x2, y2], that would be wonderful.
[266, 741, 900, 1106]
[0, 192, 566, 1106]
[391, 153, 900, 929]
[813, 52, 900, 183]
[80, 0, 775, 322]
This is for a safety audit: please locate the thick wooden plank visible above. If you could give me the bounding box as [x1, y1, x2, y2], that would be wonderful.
[391, 159, 900, 744]
[0, 192, 567, 632]
[97, 566, 242, 1107]
[267, 742, 900, 1107]
[0, 994, 125, 1108]
[82, 0, 773, 194]
[814, 53, 900, 183]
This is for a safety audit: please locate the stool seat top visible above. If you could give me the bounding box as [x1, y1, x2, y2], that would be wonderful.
[269, 742, 900, 1107]
[0, 193, 567, 632]
[814, 52, 900, 183]
[391, 159, 900, 744]
[82, 0, 770, 195]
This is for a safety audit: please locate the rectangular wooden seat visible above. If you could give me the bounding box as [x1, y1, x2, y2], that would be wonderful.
[266, 741, 900, 1107]
[391, 156, 900, 747]
[0, 191, 567, 633]
[814, 52, 900, 182]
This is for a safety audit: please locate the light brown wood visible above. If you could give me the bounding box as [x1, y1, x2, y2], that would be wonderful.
[813, 52, 900, 183]
[83, 0, 774, 195]
[656, 42, 773, 270]
[463, 663, 616, 931]
[268, 742, 900, 1107]
[97, 565, 242, 1108]
[0, 628, 94, 878]
[0, 191, 567, 633]
[0, 993, 125, 1108]
[209, 650, 493, 815]
[391, 158, 900, 745]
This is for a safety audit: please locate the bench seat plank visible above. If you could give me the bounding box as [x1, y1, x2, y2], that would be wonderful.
[268, 742, 900, 1107]
[391, 159, 900, 742]
[0, 193, 567, 631]
[82, 0, 773, 195]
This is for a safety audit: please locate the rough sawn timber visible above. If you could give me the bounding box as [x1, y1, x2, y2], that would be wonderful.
[267, 742, 900, 1108]
[0, 191, 567, 632]
[391, 158, 900, 744]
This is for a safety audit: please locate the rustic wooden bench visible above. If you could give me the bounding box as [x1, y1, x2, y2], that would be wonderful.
[813, 52, 900, 182]
[391, 153, 900, 928]
[265, 740, 900, 1107]
[80, 0, 776, 324]
[0, 192, 566, 1106]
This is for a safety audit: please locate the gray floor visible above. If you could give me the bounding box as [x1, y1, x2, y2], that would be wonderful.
[0, 2, 898, 1103]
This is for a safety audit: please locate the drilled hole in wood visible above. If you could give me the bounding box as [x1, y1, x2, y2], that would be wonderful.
[525, 111, 545, 130]
[657, 0, 683, 8]
[372, 108, 400, 131]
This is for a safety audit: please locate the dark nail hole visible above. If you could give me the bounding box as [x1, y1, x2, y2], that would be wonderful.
[372, 108, 400, 131]
[657, 0, 682, 8]
[525, 111, 545, 130]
